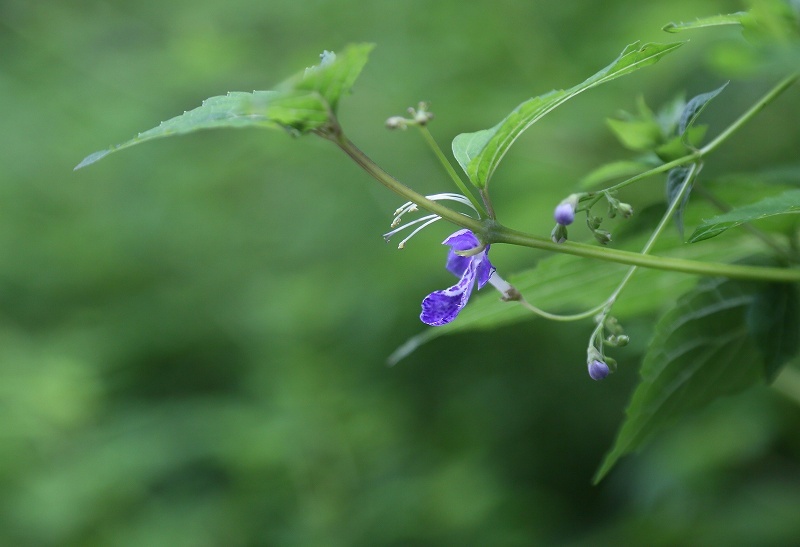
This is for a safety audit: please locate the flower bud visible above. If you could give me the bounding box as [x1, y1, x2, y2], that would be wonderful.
[593, 229, 612, 245]
[554, 202, 575, 225]
[554, 194, 580, 225]
[551, 223, 568, 244]
[588, 359, 610, 381]
[385, 116, 408, 130]
[617, 202, 634, 218]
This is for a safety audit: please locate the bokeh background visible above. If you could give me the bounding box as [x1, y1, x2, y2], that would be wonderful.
[2, 0, 800, 545]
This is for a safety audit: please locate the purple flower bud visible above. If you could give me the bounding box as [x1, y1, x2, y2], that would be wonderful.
[554, 202, 575, 225]
[588, 359, 610, 381]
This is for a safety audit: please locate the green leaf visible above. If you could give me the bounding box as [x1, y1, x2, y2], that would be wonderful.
[275, 43, 374, 113]
[593, 277, 769, 483]
[388, 234, 763, 365]
[451, 41, 684, 188]
[579, 160, 653, 190]
[747, 282, 800, 381]
[75, 92, 281, 170]
[606, 118, 663, 151]
[662, 12, 747, 33]
[75, 44, 374, 170]
[688, 189, 800, 242]
[678, 82, 729, 137]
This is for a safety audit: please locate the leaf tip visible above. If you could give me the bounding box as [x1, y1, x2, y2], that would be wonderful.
[74, 149, 110, 170]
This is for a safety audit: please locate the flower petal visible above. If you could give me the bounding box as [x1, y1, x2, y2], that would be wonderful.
[420, 256, 478, 326]
[474, 247, 496, 289]
[444, 229, 480, 277]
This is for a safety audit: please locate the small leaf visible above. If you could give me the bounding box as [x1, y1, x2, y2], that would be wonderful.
[452, 41, 684, 188]
[678, 82, 729, 137]
[593, 277, 770, 483]
[688, 189, 800, 242]
[606, 118, 663, 151]
[747, 282, 800, 381]
[276, 43, 375, 113]
[666, 166, 694, 238]
[663, 13, 748, 33]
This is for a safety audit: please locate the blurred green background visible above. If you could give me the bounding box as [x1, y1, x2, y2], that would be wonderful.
[2, 0, 800, 545]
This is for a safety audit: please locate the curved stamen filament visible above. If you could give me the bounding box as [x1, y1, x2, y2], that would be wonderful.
[397, 216, 443, 248]
[383, 214, 440, 242]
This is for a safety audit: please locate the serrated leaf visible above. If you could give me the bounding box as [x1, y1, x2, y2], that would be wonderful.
[747, 282, 800, 381]
[75, 43, 374, 170]
[75, 92, 281, 170]
[388, 234, 763, 365]
[663, 13, 747, 33]
[678, 82, 729, 137]
[593, 277, 768, 483]
[276, 43, 374, 113]
[666, 166, 694, 238]
[688, 189, 800, 242]
[451, 41, 684, 188]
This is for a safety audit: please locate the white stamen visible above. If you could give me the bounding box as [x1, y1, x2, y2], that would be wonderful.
[383, 214, 439, 242]
[385, 193, 479, 249]
[397, 216, 442, 249]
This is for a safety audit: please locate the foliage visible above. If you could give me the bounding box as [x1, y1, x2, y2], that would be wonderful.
[4, 0, 800, 545]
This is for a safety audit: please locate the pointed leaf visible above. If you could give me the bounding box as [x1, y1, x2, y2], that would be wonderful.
[663, 13, 747, 33]
[75, 92, 281, 169]
[593, 277, 769, 483]
[452, 41, 684, 187]
[678, 82, 728, 136]
[75, 44, 374, 169]
[276, 43, 375, 112]
[688, 189, 800, 242]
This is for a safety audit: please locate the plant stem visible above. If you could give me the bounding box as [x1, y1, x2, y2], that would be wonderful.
[602, 73, 799, 195]
[334, 134, 800, 282]
[418, 127, 487, 216]
[333, 135, 484, 233]
[491, 225, 800, 282]
[700, 73, 799, 156]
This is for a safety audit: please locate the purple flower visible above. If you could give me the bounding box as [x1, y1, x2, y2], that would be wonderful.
[420, 229, 496, 326]
[554, 202, 575, 225]
[588, 359, 610, 381]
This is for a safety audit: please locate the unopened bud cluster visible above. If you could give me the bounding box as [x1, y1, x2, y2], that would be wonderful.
[386, 102, 434, 130]
[586, 315, 627, 381]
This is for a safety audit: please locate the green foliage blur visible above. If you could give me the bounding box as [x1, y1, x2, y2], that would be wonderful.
[2, 0, 800, 545]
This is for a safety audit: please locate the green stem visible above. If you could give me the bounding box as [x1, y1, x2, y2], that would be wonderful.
[491, 225, 800, 282]
[603, 73, 799, 195]
[334, 135, 484, 233]
[700, 73, 799, 156]
[334, 134, 800, 282]
[418, 127, 487, 216]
